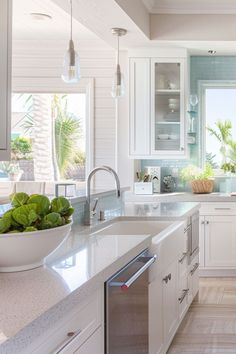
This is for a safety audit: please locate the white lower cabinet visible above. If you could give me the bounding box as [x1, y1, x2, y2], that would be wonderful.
[188, 254, 199, 304]
[74, 327, 103, 354]
[162, 259, 178, 343]
[200, 203, 236, 271]
[31, 288, 103, 354]
[149, 220, 198, 354]
[205, 215, 236, 268]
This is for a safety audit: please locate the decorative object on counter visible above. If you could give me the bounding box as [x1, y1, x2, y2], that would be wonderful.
[61, 0, 80, 83]
[111, 27, 127, 98]
[0, 193, 74, 272]
[55, 183, 76, 197]
[135, 171, 153, 195]
[163, 175, 176, 193]
[145, 166, 161, 193]
[180, 164, 214, 194]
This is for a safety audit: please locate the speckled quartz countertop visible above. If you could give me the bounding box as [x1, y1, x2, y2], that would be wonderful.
[0, 201, 200, 354]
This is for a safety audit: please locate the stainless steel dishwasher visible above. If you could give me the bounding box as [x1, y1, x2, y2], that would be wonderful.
[105, 249, 157, 354]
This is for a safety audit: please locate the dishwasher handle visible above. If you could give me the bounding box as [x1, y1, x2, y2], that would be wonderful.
[110, 255, 157, 290]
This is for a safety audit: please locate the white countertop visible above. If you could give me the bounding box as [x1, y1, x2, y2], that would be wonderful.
[0, 201, 199, 354]
[125, 192, 236, 203]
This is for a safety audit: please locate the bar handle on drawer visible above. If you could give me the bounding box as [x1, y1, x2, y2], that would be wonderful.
[178, 289, 189, 304]
[179, 252, 187, 264]
[52, 330, 82, 354]
[110, 255, 157, 290]
[214, 207, 231, 210]
[190, 262, 199, 276]
[121, 255, 157, 290]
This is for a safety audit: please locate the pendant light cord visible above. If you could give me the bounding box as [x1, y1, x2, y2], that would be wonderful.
[70, 0, 73, 41]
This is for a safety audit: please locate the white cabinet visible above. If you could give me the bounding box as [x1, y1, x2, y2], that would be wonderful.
[178, 253, 189, 321]
[129, 58, 150, 156]
[129, 55, 187, 159]
[188, 254, 199, 304]
[162, 259, 178, 342]
[200, 202, 236, 272]
[204, 215, 236, 268]
[31, 288, 103, 354]
[0, 0, 11, 160]
[149, 220, 195, 354]
[151, 58, 186, 157]
[73, 327, 103, 354]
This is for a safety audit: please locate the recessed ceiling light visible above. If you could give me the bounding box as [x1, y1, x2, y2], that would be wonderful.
[208, 50, 216, 55]
[30, 13, 52, 21]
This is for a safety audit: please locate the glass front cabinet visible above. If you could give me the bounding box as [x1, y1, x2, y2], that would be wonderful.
[129, 56, 187, 159]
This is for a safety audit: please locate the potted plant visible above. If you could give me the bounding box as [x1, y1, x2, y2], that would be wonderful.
[180, 164, 214, 194]
[0, 162, 23, 181]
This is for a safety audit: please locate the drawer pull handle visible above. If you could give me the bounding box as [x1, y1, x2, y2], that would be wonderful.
[163, 273, 171, 283]
[52, 330, 82, 354]
[190, 262, 199, 276]
[179, 252, 187, 264]
[214, 208, 231, 210]
[184, 225, 191, 233]
[178, 289, 189, 304]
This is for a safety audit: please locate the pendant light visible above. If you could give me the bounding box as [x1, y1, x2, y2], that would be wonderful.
[61, 0, 80, 83]
[111, 28, 127, 98]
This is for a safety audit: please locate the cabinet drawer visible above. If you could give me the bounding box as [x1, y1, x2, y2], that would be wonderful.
[74, 327, 103, 354]
[32, 289, 103, 354]
[200, 203, 236, 215]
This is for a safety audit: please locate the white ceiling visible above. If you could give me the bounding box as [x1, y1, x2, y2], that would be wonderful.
[13, 0, 108, 45]
[143, 0, 236, 14]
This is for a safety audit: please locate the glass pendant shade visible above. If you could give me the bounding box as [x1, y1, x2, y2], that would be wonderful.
[111, 64, 125, 98]
[62, 39, 80, 83]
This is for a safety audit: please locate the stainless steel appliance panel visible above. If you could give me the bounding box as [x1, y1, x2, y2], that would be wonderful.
[105, 250, 156, 354]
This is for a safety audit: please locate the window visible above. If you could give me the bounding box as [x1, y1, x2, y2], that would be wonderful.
[0, 78, 94, 183]
[202, 82, 236, 171]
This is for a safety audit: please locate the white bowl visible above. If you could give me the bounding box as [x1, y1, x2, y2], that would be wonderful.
[0, 222, 72, 272]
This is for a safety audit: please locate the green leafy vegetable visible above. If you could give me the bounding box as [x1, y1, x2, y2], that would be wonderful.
[28, 194, 50, 216]
[24, 226, 38, 232]
[41, 212, 63, 229]
[51, 197, 70, 215]
[12, 204, 39, 227]
[0, 217, 11, 233]
[0, 193, 74, 234]
[10, 192, 29, 207]
[3, 209, 21, 228]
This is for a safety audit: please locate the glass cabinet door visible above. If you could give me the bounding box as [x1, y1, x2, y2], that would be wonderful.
[151, 59, 185, 156]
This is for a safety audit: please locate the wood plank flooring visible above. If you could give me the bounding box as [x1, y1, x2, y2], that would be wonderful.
[167, 278, 236, 354]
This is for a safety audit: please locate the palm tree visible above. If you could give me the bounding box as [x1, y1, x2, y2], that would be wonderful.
[19, 94, 82, 180]
[207, 120, 232, 165]
[53, 95, 82, 178]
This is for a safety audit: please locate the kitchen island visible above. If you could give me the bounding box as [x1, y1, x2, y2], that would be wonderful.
[0, 201, 199, 354]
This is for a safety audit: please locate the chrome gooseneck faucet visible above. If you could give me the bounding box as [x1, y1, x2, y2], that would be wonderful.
[84, 166, 121, 225]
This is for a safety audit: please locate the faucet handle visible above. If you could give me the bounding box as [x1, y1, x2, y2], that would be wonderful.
[91, 198, 99, 216]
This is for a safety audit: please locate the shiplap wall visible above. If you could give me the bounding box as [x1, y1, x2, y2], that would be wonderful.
[12, 39, 117, 189]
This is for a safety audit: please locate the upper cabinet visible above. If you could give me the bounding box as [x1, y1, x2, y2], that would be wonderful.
[129, 51, 188, 159]
[0, 0, 12, 160]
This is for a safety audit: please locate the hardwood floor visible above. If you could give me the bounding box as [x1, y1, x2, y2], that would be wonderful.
[167, 278, 236, 354]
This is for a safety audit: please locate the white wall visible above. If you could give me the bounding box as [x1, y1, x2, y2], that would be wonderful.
[12, 39, 124, 189]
